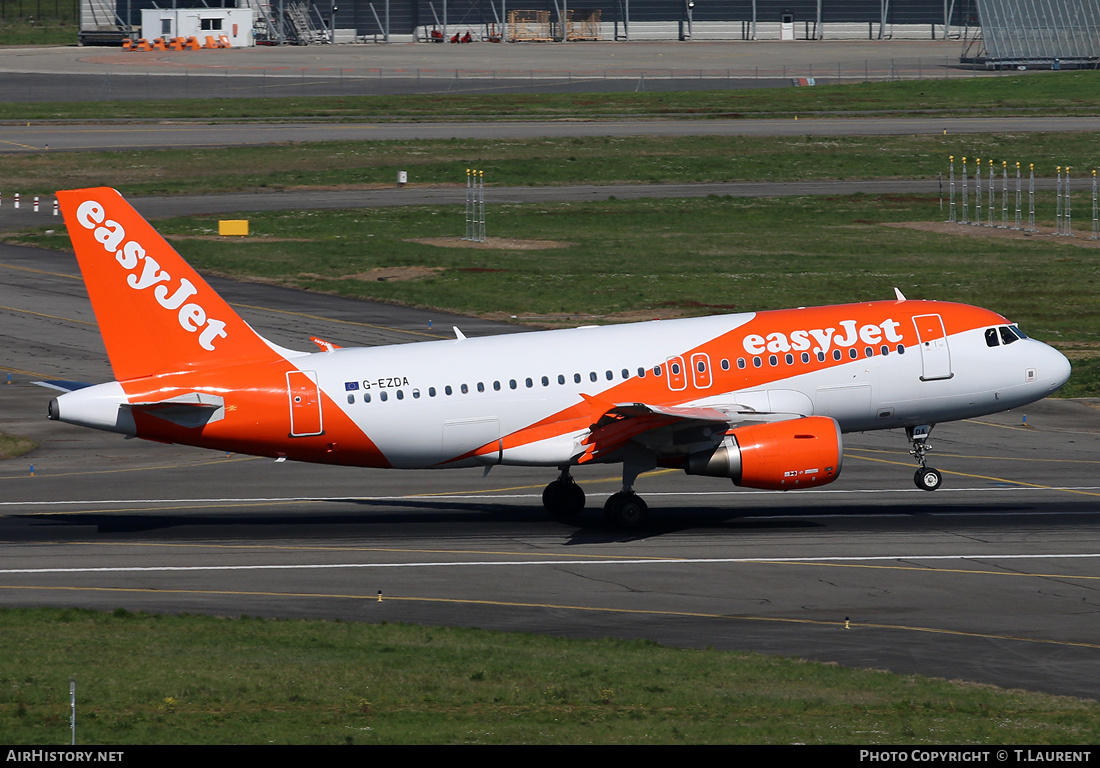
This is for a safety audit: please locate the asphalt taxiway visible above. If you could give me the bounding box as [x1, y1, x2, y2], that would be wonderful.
[2, 242, 1099, 700]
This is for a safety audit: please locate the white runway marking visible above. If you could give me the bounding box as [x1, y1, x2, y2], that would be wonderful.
[3, 553, 1100, 575]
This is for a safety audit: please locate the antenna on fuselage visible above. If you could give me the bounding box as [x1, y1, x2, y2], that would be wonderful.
[893, 288, 907, 301]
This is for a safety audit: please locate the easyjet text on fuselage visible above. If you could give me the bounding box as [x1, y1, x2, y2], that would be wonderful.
[742, 318, 904, 357]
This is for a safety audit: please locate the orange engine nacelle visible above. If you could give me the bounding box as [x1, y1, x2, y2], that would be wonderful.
[684, 416, 842, 490]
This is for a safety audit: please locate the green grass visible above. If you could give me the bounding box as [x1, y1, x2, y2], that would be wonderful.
[3, 71, 1100, 122]
[0, 22, 77, 47]
[7, 132, 1100, 199]
[0, 432, 36, 460]
[1, 607, 1097, 744]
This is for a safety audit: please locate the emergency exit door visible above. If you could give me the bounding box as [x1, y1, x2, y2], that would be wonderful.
[913, 314, 953, 381]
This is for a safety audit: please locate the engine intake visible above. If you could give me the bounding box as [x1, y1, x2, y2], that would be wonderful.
[685, 416, 842, 490]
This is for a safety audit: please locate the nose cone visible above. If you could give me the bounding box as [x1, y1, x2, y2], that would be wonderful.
[1043, 344, 1072, 394]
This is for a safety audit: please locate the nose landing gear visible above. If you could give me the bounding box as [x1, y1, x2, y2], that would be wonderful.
[907, 425, 942, 491]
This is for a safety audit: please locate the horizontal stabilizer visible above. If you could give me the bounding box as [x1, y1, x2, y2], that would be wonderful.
[33, 380, 93, 393]
[122, 392, 225, 429]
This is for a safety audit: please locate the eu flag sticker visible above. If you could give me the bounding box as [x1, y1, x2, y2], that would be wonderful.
[345, 381, 360, 391]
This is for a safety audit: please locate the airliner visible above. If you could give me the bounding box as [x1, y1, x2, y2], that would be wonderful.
[45, 187, 1072, 528]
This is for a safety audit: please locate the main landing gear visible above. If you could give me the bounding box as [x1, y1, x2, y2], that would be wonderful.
[542, 468, 585, 522]
[541, 473, 650, 529]
[907, 424, 942, 492]
[542, 450, 657, 529]
[603, 491, 649, 529]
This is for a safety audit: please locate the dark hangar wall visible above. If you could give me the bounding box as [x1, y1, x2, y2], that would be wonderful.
[110, 0, 977, 37]
[349, 0, 976, 33]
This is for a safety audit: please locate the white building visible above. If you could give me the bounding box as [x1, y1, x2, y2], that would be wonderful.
[139, 8, 254, 46]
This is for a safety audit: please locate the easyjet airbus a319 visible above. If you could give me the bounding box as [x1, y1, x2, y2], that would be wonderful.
[45, 187, 1072, 528]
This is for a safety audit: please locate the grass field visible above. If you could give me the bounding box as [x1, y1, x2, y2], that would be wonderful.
[2, 607, 1098, 745]
[0, 23, 76, 47]
[5, 132, 1100, 199]
[0, 432, 35, 460]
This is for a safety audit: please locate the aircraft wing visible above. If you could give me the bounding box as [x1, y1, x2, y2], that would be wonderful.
[575, 394, 810, 464]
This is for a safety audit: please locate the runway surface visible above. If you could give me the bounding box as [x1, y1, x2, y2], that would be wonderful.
[2, 242, 1099, 700]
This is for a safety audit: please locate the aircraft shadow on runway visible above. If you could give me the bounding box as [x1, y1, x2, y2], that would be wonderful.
[13, 495, 1089, 546]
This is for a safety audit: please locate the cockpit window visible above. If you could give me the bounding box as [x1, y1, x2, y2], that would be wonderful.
[999, 326, 1019, 345]
[1011, 325, 1029, 340]
[985, 328, 999, 347]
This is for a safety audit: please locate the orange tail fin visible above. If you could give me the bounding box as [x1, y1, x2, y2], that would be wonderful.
[57, 187, 283, 381]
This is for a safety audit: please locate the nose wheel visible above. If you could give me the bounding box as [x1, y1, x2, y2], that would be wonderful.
[907, 425, 942, 491]
[914, 467, 943, 491]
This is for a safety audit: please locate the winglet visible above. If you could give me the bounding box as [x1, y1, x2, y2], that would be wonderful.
[310, 336, 342, 352]
[57, 188, 283, 381]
